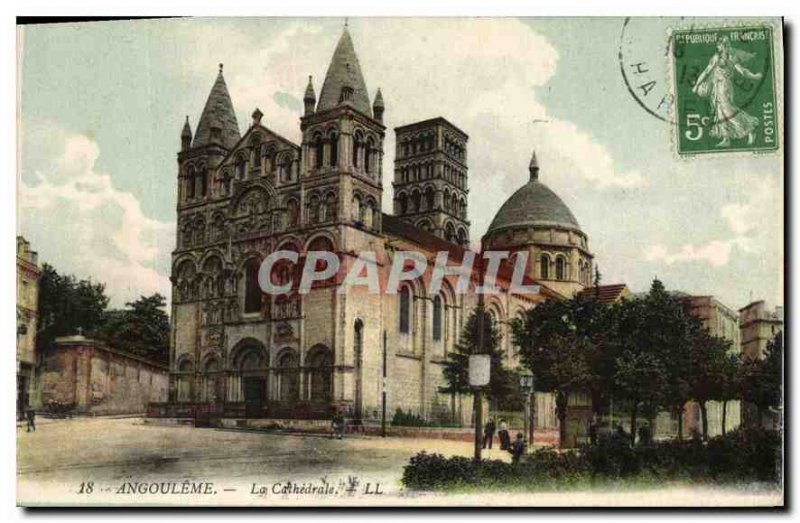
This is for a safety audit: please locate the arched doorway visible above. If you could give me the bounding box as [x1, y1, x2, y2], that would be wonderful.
[306, 345, 333, 407]
[276, 349, 300, 402]
[232, 341, 268, 417]
[354, 320, 364, 420]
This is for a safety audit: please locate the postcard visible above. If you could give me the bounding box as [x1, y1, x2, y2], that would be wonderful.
[16, 16, 784, 507]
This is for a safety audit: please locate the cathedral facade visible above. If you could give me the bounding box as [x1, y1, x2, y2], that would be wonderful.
[168, 27, 592, 425]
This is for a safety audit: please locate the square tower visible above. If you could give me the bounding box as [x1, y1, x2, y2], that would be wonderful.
[393, 118, 470, 246]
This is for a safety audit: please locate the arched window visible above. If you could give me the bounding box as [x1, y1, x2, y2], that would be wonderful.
[324, 193, 336, 222]
[433, 295, 443, 342]
[398, 193, 408, 215]
[236, 156, 246, 179]
[329, 132, 339, 167]
[307, 236, 336, 287]
[277, 350, 299, 402]
[410, 191, 421, 214]
[187, 166, 196, 199]
[555, 257, 566, 281]
[253, 145, 261, 168]
[540, 255, 550, 279]
[399, 286, 412, 334]
[424, 187, 434, 211]
[286, 199, 299, 227]
[364, 199, 375, 228]
[198, 166, 207, 197]
[365, 137, 374, 174]
[353, 132, 362, 168]
[244, 258, 262, 314]
[445, 222, 456, 243]
[307, 346, 333, 404]
[314, 134, 324, 169]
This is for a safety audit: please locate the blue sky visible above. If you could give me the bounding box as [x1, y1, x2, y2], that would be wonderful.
[18, 17, 783, 310]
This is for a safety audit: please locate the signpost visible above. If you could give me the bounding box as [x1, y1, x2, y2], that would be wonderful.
[520, 370, 534, 447]
[469, 354, 490, 462]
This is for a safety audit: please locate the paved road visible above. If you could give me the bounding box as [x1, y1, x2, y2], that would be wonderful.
[17, 417, 783, 507]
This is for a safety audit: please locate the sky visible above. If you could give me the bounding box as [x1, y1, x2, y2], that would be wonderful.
[17, 17, 784, 311]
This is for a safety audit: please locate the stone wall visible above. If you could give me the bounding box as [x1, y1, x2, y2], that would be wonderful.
[39, 336, 169, 415]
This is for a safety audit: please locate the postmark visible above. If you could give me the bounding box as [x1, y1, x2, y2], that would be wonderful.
[671, 25, 778, 155]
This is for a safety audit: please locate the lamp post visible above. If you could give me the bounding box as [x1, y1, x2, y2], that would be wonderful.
[520, 370, 534, 447]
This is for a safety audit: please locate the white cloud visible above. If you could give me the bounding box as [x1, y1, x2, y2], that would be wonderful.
[643, 172, 782, 268]
[19, 130, 173, 307]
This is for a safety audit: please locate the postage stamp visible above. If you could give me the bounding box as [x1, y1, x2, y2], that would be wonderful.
[671, 25, 779, 155]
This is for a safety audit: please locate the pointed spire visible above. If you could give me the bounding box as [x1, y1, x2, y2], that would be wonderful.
[529, 150, 539, 181]
[192, 64, 241, 149]
[181, 116, 192, 151]
[303, 75, 316, 116]
[304, 75, 316, 102]
[373, 88, 384, 123]
[317, 26, 372, 117]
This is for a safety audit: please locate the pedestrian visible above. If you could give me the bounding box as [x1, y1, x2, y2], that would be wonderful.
[509, 432, 527, 464]
[482, 417, 496, 449]
[498, 418, 510, 450]
[637, 422, 652, 446]
[26, 408, 36, 432]
[330, 411, 346, 440]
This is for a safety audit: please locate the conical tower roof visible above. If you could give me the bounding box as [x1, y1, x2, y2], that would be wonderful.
[192, 64, 241, 149]
[181, 116, 192, 138]
[373, 88, 384, 109]
[317, 27, 372, 117]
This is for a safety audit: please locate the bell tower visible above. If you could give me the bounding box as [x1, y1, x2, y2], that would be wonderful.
[299, 26, 385, 232]
[393, 118, 470, 246]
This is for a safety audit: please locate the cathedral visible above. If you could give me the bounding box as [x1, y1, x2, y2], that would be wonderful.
[169, 26, 593, 426]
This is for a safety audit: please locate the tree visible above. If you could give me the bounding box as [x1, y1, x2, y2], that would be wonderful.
[36, 263, 109, 351]
[442, 308, 518, 408]
[741, 331, 783, 428]
[95, 294, 171, 364]
[513, 298, 607, 446]
[687, 329, 731, 441]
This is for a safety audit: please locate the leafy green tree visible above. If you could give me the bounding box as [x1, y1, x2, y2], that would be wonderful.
[36, 263, 109, 351]
[442, 308, 518, 408]
[95, 294, 171, 364]
[687, 329, 731, 441]
[741, 331, 783, 428]
[717, 352, 741, 437]
[513, 298, 607, 446]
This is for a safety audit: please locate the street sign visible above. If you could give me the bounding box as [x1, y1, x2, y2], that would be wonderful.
[468, 354, 491, 387]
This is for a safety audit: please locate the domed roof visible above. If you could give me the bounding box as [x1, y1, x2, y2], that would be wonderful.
[486, 151, 582, 236]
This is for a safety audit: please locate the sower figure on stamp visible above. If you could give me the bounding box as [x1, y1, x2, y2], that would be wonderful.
[482, 417, 496, 449]
[692, 36, 763, 147]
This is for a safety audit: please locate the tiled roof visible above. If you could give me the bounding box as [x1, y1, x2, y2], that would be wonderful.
[317, 28, 372, 117]
[382, 213, 561, 299]
[486, 175, 582, 236]
[577, 283, 629, 304]
[192, 68, 241, 149]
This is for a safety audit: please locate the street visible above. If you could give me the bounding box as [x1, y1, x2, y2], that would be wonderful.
[17, 417, 782, 507]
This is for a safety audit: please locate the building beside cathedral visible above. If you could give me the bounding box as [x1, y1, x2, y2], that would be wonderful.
[167, 27, 593, 426]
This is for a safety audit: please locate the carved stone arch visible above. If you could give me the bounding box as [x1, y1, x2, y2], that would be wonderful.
[173, 254, 198, 277]
[175, 353, 195, 372]
[444, 221, 456, 243]
[276, 236, 303, 252]
[201, 350, 223, 369]
[229, 337, 268, 370]
[304, 232, 337, 254]
[304, 344, 334, 404]
[231, 185, 275, 218]
[416, 218, 433, 232]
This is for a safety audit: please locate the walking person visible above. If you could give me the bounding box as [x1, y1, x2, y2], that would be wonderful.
[498, 418, 511, 450]
[25, 408, 36, 432]
[482, 417, 496, 449]
[509, 433, 527, 464]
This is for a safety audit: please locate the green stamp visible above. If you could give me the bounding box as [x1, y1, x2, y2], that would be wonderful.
[672, 25, 778, 155]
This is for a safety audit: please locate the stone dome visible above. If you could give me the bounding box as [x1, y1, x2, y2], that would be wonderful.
[486, 152, 582, 236]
